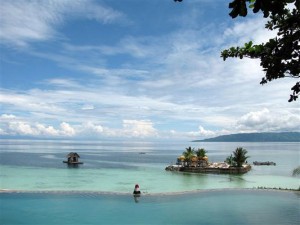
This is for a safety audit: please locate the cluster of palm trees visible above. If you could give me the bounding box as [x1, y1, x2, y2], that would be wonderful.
[181, 147, 207, 167]
[182, 147, 207, 159]
[225, 147, 249, 167]
[182, 146, 249, 168]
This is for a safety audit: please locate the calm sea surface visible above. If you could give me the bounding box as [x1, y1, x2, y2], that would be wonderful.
[1, 190, 299, 225]
[0, 139, 299, 192]
[0, 140, 299, 224]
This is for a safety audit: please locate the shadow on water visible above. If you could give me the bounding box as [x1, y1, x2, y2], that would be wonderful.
[67, 164, 80, 168]
[218, 175, 256, 186]
[133, 194, 141, 203]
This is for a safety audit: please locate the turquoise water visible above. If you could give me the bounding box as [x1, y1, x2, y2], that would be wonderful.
[0, 140, 299, 225]
[1, 190, 299, 225]
[0, 140, 299, 192]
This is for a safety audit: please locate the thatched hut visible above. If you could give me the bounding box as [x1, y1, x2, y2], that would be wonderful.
[63, 152, 83, 164]
[177, 155, 185, 166]
[190, 156, 198, 167]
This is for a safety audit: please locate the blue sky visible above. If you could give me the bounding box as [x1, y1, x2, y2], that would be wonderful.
[1, 0, 299, 140]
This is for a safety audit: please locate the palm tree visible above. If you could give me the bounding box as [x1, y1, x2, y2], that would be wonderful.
[183, 146, 195, 167]
[225, 154, 235, 166]
[232, 147, 249, 167]
[292, 166, 300, 190]
[292, 166, 300, 176]
[196, 148, 207, 158]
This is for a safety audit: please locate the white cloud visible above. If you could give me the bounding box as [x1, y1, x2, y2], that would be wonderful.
[0, 1, 58, 47]
[236, 108, 300, 132]
[180, 107, 300, 140]
[83, 121, 104, 133]
[81, 104, 95, 110]
[60, 122, 76, 136]
[1, 1, 299, 141]
[8, 121, 38, 135]
[198, 125, 218, 137]
[0, 0, 127, 47]
[187, 126, 230, 139]
[35, 123, 59, 136]
[122, 120, 157, 138]
[237, 108, 270, 128]
[0, 128, 6, 135]
[1, 114, 16, 119]
[0, 114, 160, 138]
[45, 79, 81, 88]
[223, 17, 277, 47]
[0, 114, 77, 137]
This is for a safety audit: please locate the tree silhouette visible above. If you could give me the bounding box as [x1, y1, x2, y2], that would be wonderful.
[232, 147, 249, 167]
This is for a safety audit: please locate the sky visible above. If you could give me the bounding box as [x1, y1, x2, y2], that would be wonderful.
[0, 0, 299, 140]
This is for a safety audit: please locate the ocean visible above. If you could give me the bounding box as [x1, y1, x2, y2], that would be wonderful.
[0, 139, 299, 224]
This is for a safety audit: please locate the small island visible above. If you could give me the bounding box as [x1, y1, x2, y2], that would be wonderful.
[166, 147, 251, 174]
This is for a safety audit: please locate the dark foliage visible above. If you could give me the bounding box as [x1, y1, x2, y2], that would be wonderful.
[232, 147, 249, 167]
[222, 0, 300, 102]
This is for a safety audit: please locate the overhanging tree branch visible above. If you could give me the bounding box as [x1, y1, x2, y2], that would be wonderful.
[174, 0, 300, 102]
[222, 0, 300, 102]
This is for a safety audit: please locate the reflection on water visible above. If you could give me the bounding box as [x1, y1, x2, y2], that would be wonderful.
[133, 194, 141, 203]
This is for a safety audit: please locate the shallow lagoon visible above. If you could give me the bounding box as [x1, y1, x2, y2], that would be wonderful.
[0, 140, 299, 193]
[0, 140, 299, 225]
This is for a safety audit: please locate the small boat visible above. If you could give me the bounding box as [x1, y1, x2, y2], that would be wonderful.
[253, 161, 276, 166]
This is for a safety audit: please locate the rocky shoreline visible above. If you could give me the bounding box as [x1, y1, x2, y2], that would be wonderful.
[165, 164, 251, 174]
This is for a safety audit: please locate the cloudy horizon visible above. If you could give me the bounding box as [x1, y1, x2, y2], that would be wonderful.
[1, 0, 299, 140]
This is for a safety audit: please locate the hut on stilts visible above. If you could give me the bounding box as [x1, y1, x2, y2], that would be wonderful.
[63, 152, 83, 164]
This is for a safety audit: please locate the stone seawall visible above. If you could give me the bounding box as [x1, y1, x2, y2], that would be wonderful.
[165, 165, 251, 174]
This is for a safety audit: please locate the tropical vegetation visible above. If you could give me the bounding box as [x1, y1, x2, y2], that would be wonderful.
[195, 148, 207, 158]
[182, 146, 250, 168]
[292, 166, 300, 176]
[232, 147, 250, 167]
[182, 146, 195, 167]
[225, 154, 235, 166]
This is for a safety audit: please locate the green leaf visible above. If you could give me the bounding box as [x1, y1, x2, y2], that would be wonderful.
[245, 41, 253, 48]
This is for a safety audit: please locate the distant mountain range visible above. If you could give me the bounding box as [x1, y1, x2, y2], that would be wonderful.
[193, 132, 300, 142]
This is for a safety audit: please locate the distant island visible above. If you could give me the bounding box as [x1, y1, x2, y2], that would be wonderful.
[193, 132, 300, 142]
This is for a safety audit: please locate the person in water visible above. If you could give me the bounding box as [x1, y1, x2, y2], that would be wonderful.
[133, 184, 141, 195]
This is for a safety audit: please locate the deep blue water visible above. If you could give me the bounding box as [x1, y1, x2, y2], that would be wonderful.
[1, 190, 299, 225]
